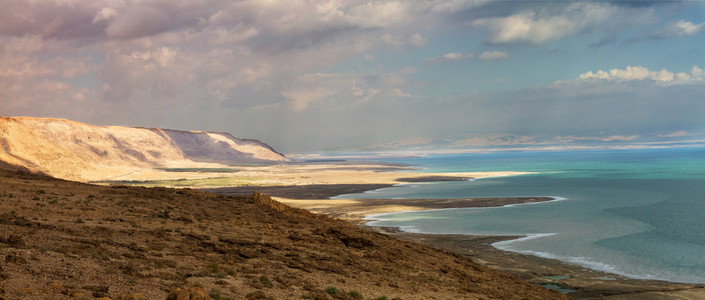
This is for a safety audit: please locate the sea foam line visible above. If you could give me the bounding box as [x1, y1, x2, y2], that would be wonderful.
[493, 236, 624, 275]
[491, 235, 705, 283]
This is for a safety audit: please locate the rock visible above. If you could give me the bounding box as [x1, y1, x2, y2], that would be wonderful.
[252, 191, 288, 213]
[87, 285, 110, 298]
[5, 252, 26, 264]
[245, 290, 270, 299]
[42, 282, 64, 293]
[118, 293, 147, 300]
[70, 292, 85, 298]
[0, 234, 24, 247]
[166, 287, 212, 300]
[17, 288, 36, 295]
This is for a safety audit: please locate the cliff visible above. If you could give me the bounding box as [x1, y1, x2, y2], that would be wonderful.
[0, 117, 288, 181]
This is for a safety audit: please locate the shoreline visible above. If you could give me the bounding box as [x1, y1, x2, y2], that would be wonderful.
[213, 182, 705, 299]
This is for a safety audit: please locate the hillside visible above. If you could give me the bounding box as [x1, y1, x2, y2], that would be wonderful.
[0, 169, 568, 299]
[0, 117, 287, 181]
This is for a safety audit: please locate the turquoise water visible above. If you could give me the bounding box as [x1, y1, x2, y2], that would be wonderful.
[332, 148, 705, 283]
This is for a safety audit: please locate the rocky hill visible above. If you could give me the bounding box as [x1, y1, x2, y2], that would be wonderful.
[0, 169, 568, 299]
[0, 117, 288, 181]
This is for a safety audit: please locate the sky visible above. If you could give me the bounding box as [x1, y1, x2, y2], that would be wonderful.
[1, 0, 704, 153]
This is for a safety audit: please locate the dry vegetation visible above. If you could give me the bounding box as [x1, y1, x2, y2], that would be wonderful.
[0, 169, 567, 299]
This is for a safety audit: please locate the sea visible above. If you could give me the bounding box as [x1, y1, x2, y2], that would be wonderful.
[330, 147, 705, 284]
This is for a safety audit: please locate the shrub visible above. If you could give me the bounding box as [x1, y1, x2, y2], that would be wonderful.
[324, 286, 338, 295]
[348, 290, 363, 300]
[209, 288, 231, 300]
[259, 275, 273, 288]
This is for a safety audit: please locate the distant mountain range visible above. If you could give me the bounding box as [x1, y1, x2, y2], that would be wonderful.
[0, 117, 288, 181]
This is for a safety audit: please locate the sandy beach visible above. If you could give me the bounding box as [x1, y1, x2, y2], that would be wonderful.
[201, 167, 705, 299]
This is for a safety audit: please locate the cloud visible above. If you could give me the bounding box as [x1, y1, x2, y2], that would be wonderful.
[105, 5, 174, 39]
[590, 33, 618, 47]
[381, 33, 428, 50]
[577, 65, 704, 85]
[478, 51, 507, 61]
[554, 135, 640, 143]
[654, 20, 705, 38]
[658, 131, 690, 138]
[471, 2, 656, 45]
[454, 134, 536, 147]
[473, 10, 575, 45]
[0, 1, 105, 40]
[426, 52, 474, 63]
[426, 51, 506, 63]
[281, 72, 410, 111]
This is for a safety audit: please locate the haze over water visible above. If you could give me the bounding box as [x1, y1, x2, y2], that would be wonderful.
[334, 147, 705, 283]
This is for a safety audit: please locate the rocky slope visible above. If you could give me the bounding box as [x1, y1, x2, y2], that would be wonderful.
[0, 117, 287, 181]
[0, 169, 568, 299]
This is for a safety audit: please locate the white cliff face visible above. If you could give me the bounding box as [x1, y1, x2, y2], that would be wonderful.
[152, 129, 288, 164]
[0, 117, 288, 181]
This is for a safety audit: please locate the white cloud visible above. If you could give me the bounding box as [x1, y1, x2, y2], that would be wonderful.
[478, 51, 507, 61]
[472, 2, 651, 45]
[554, 135, 640, 143]
[346, 1, 411, 29]
[655, 20, 705, 38]
[658, 131, 690, 138]
[381, 33, 427, 50]
[427, 51, 506, 63]
[672, 20, 705, 36]
[281, 72, 410, 111]
[473, 10, 575, 44]
[578, 65, 704, 85]
[454, 134, 536, 147]
[426, 52, 473, 63]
